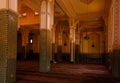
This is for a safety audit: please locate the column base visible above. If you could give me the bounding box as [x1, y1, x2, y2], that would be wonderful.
[112, 49, 120, 79]
[57, 45, 62, 62]
[50, 60, 55, 63]
[52, 43, 55, 62]
[70, 42, 75, 63]
[75, 45, 80, 63]
[39, 29, 51, 72]
[70, 61, 75, 64]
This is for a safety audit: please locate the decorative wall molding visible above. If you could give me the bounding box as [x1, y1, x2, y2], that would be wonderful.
[113, 0, 120, 49]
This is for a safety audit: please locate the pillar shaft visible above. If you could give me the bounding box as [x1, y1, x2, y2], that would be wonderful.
[50, 0, 54, 62]
[52, 43, 55, 62]
[40, 0, 54, 72]
[69, 23, 76, 63]
[57, 32, 62, 62]
[51, 26, 56, 62]
[40, 29, 50, 72]
[75, 32, 80, 63]
[69, 18, 77, 63]
[0, 10, 18, 83]
[0, 0, 18, 82]
[112, 0, 120, 79]
[58, 32, 62, 46]
[21, 29, 28, 47]
[21, 29, 29, 59]
[0, 0, 18, 12]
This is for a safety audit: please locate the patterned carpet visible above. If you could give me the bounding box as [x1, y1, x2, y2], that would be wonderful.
[17, 61, 115, 83]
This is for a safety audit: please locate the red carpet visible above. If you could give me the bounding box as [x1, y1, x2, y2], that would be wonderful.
[17, 61, 115, 83]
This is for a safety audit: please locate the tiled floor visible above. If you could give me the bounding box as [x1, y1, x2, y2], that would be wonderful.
[17, 61, 115, 83]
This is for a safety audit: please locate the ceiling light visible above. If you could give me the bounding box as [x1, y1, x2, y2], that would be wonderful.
[22, 13, 27, 17]
[35, 12, 39, 16]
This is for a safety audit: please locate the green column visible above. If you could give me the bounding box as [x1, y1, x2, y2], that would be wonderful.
[40, 29, 50, 72]
[0, 10, 18, 83]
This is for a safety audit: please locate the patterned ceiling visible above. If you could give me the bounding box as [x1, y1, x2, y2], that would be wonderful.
[19, 0, 111, 29]
[69, 0, 105, 14]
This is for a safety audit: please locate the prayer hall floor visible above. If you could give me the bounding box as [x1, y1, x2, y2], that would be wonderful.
[16, 61, 115, 83]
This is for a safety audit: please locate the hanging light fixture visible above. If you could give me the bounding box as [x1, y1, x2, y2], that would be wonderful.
[91, 42, 95, 47]
[84, 31, 89, 40]
[84, 0, 89, 40]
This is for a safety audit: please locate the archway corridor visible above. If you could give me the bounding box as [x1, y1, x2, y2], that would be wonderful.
[0, 0, 120, 83]
[16, 0, 120, 83]
[16, 0, 118, 83]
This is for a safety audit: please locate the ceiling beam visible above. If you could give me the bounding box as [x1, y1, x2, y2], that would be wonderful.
[18, 0, 23, 12]
[82, 27, 104, 32]
[23, 0, 41, 12]
[83, 24, 104, 28]
[56, 0, 77, 18]
[55, 16, 68, 21]
[76, 11, 104, 21]
[104, 0, 112, 17]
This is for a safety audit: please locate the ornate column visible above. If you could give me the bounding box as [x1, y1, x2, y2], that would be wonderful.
[0, 0, 18, 83]
[112, 0, 120, 79]
[21, 29, 29, 59]
[57, 28, 63, 62]
[75, 31, 80, 63]
[51, 25, 56, 62]
[69, 19, 76, 63]
[40, 0, 54, 72]
[50, 0, 55, 62]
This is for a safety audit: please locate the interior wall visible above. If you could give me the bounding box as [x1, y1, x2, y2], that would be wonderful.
[79, 31, 105, 63]
[17, 26, 40, 60]
[19, 4, 40, 26]
[81, 31, 105, 55]
[88, 33, 100, 54]
[55, 23, 70, 54]
[32, 32, 40, 53]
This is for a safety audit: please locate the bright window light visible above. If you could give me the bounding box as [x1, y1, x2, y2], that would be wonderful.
[30, 39, 33, 44]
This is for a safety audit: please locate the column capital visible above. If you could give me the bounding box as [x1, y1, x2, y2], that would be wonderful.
[69, 18, 77, 30]
[0, 0, 18, 13]
[70, 25, 76, 30]
[58, 32, 62, 45]
[69, 18, 79, 26]
[69, 18, 75, 26]
[51, 24, 56, 30]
